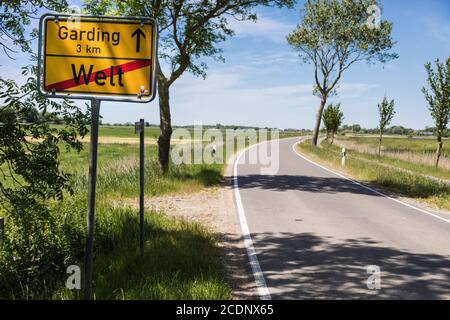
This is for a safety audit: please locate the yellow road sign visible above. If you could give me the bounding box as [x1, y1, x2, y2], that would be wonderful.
[38, 14, 157, 102]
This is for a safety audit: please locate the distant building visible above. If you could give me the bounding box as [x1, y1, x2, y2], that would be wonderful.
[417, 131, 434, 136]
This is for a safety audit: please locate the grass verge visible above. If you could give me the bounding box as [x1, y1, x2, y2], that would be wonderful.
[0, 143, 231, 299]
[333, 140, 450, 181]
[51, 203, 232, 300]
[298, 140, 450, 211]
[2, 131, 303, 299]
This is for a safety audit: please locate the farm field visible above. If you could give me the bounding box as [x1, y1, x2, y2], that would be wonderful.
[332, 136, 450, 180]
[51, 125, 305, 143]
[335, 135, 450, 169]
[338, 135, 449, 154]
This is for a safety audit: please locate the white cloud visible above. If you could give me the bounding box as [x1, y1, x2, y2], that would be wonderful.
[229, 15, 295, 43]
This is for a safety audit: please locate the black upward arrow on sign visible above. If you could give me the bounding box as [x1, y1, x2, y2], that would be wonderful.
[131, 28, 146, 53]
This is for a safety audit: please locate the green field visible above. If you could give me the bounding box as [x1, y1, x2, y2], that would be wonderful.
[59, 143, 224, 198]
[337, 135, 450, 158]
[52, 124, 305, 140]
[298, 140, 450, 211]
[98, 125, 161, 138]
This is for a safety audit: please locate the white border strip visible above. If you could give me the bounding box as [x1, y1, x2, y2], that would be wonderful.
[292, 142, 450, 224]
[233, 143, 272, 300]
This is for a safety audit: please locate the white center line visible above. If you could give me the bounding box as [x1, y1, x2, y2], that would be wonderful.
[233, 142, 271, 300]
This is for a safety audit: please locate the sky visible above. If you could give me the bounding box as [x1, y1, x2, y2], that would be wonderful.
[1, 0, 450, 130]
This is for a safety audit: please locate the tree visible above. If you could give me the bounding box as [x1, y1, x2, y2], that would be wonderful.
[1, 0, 89, 210]
[84, 0, 295, 173]
[351, 124, 361, 133]
[322, 102, 344, 144]
[287, 0, 397, 146]
[377, 96, 395, 155]
[23, 106, 40, 123]
[422, 57, 450, 168]
[0, 1, 89, 295]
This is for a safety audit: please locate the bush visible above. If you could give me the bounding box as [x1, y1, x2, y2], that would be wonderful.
[0, 203, 70, 298]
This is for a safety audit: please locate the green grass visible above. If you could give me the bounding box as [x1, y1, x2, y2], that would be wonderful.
[298, 140, 450, 211]
[59, 143, 223, 198]
[50, 203, 232, 300]
[56, 143, 229, 299]
[99, 126, 161, 138]
[334, 145, 450, 181]
[339, 135, 450, 158]
[1, 142, 231, 299]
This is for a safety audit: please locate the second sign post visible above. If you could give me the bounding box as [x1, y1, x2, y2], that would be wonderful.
[135, 119, 145, 258]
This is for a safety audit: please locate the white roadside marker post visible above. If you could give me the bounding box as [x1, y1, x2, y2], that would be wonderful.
[342, 147, 346, 167]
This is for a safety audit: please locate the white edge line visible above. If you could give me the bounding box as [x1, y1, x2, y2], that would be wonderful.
[233, 142, 272, 300]
[291, 141, 450, 224]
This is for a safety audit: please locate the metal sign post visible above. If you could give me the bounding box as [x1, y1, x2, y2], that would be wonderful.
[37, 14, 158, 300]
[84, 98, 101, 300]
[0, 216, 4, 244]
[135, 119, 145, 257]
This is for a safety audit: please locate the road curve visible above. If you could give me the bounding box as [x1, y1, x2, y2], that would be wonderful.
[234, 137, 450, 299]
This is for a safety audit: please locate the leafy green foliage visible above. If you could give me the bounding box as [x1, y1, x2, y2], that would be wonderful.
[0, 0, 69, 57]
[0, 0, 90, 297]
[84, 0, 295, 82]
[378, 96, 395, 133]
[377, 96, 395, 155]
[0, 69, 89, 297]
[422, 57, 450, 167]
[322, 102, 344, 143]
[0, 67, 89, 207]
[0, 202, 72, 298]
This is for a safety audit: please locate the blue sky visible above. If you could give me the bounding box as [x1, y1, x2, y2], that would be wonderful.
[1, 0, 450, 129]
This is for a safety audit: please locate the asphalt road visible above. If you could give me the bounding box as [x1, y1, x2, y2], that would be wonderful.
[235, 137, 450, 299]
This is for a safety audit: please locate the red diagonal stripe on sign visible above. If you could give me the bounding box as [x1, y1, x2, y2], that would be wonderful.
[45, 59, 151, 91]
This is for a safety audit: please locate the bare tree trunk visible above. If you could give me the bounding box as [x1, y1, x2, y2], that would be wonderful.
[435, 136, 443, 168]
[378, 132, 383, 156]
[157, 79, 172, 174]
[330, 132, 334, 145]
[312, 96, 327, 146]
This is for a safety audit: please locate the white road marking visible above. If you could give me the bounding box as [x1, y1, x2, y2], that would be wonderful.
[291, 141, 450, 224]
[233, 143, 271, 300]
